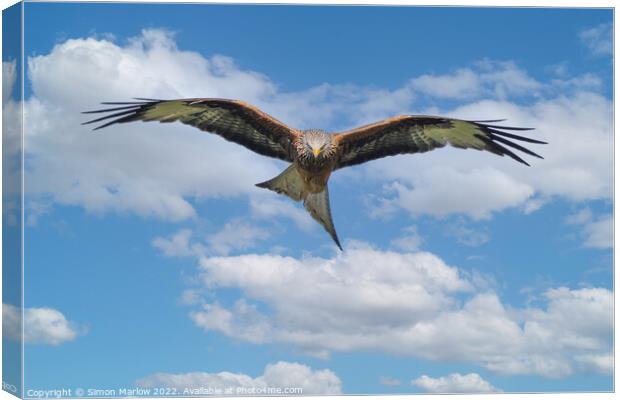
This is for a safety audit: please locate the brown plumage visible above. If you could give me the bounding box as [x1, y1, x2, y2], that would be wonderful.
[83, 98, 547, 250]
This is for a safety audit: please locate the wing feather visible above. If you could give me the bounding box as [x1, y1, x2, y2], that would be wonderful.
[83, 98, 300, 161]
[334, 116, 546, 169]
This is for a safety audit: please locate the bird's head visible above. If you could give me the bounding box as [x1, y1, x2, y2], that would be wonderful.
[301, 129, 334, 159]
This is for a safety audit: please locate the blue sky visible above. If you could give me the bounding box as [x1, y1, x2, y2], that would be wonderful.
[2, 2, 613, 396]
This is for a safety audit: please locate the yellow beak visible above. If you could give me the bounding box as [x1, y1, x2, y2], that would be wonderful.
[312, 148, 321, 157]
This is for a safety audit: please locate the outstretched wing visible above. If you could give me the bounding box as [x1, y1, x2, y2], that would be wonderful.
[334, 116, 546, 169]
[83, 98, 300, 162]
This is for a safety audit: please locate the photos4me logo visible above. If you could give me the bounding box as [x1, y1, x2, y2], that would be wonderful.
[3, 381, 18, 393]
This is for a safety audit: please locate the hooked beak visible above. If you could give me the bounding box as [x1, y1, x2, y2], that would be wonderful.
[312, 148, 321, 157]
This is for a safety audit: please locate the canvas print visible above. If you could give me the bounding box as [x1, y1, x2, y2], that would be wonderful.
[2, 1, 614, 397]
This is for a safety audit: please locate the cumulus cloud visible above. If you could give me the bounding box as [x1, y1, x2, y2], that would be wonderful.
[3, 303, 83, 345]
[136, 361, 342, 395]
[520, 287, 613, 374]
[412, 372, 499, 393]
[192, 244, 473, 342]
[176, 245, 614, 378]
[579, 23, 612, 56]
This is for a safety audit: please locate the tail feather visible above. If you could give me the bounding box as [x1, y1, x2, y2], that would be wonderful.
[255, 165, 304, 202]
[304, 187, 342, 250]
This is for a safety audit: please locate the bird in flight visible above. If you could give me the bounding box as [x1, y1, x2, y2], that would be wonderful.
[83, 98, 546, 250]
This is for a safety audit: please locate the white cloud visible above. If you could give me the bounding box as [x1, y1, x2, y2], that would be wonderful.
[410, 68, 481, 99]
[412, 373, 499, 393]
[3, 59, 16, 103]
[566, 208, 593, 225]
[3, 303, 82, 345]
[574, 353, 613, 375]
[28, 30, 276, 112]
[444, 219, 489, 247]
[153, 222, 272, 258]
[373, 167, 534, 220]
[582, 215, 613, 249]
[190, 300, 271, 344]
[524, 287, 613, 347]
[409, 60, 541, 100]
[390, 225, 423, 251]
[207, 219, 270, 255]
[2, 304, 22, 341]
[546, 61, 569, 77]
[193, 244, 473, 341]
[579, 23, 612, 56]
[180, 246, 612, 378]
[152, 229, 206, 258]
[551, 73, 602, 91]
[522, 196, 548, 214]
[565, 209, 612, 249]
[136, 361, 342, 395]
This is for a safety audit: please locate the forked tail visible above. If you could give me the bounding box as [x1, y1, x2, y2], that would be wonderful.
[303, 187, 342, 250]
[256, 165, 342, 250]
